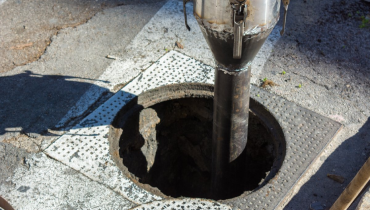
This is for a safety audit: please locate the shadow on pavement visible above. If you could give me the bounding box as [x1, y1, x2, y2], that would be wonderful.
[0, 70, 109, 136]
[281, 0, 370, 73]
[285, 117, 370, 209]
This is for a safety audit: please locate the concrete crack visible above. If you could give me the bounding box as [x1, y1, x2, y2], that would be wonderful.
[5, 1, 164, 72]
[290, 71, 330, 90]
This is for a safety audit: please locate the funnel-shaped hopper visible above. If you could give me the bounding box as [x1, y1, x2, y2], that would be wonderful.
[199, 26, 273, 69]
[190, 0, 281, 69]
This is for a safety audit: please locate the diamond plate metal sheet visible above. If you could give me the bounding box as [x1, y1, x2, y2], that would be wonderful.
[130, 198, 232, 210]
[45, 50, 342, 209]
[227, 87, 342, 209]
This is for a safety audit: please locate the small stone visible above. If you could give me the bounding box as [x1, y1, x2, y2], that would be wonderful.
[310, 202, 324, 210]
[327, 174, 345, 184]
[17, 186, 30, 192]
[106, 55, 118, 60]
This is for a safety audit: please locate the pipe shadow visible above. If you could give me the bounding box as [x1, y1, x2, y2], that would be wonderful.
[0, 70, 109, 136]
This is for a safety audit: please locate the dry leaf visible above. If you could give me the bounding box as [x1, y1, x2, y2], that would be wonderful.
[262, 79, 279, 88]
[10, 42, 33, 50]
[175, 41, 184, 49]
[327, 174, 345, 184]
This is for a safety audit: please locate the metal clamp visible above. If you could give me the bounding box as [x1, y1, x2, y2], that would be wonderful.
[280, 0, 290, 35]
[231, 0, 247, 59]
[183, 0, 191, 31]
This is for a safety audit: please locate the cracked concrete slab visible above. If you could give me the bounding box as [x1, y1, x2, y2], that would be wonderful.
[0, 143, 29, 189]
[0, 0, 108, 73]
[0, 0, 167, 74]
[0, 152, 135, 209]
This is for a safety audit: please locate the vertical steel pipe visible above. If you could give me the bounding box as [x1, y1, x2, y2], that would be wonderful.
[211, 66, 251, 198]
[182, 0, 284, 199]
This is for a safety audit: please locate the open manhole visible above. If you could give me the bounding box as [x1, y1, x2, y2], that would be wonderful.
[109, 83, 285, 200]
[44, 51, 342, 208]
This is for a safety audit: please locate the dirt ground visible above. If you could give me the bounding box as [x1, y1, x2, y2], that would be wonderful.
[0, 0, 165, 73]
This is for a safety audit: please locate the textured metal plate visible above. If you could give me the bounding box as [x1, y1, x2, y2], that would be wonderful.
[45, 51, 342, 209]
[130, 198, 232, 210]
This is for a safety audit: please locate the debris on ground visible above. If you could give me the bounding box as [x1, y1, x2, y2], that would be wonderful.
[10, 42, 33, 50]
[105, 55, 118, 60]
[329, 115, 345, 123]
[2, 134, 40, 153]
[310, 202, 325, 210]
[327, 174, 345, 184]
[261, 79, 279, 88]
[175, 41, 184, 49]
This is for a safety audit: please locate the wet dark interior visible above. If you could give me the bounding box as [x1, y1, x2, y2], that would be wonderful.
[117, 98, 277, 200]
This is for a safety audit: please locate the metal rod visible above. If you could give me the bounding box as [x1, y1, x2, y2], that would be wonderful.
[330, 157, 370, 210]
[0, 196, 14, 210]
[211, 65, 251, 199]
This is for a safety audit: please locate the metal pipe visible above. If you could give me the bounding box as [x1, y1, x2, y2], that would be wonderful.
[0, 196, 14, 210]
[182, 0, 286, 198]
[330, 157, 370, 210]
[211, 66, 251, 199]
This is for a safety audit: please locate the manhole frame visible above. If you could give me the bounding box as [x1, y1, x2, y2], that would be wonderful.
[45, 51, 342, 209]
[108, 83, 286, 200]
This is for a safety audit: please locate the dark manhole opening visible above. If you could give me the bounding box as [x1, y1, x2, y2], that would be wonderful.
[109, 84, 285, 200]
